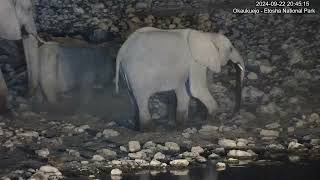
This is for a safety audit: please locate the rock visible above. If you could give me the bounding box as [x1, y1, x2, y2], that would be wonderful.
[191, 146, 204, 155]
[135, 159, 149, 167]
[288, 141, 304, 150]
[225, 158, 239, 164]
[310, 139, 320, 146]
[35, 148, 50, 158]
[103, 129, 120, 138]
[287, 127, 295, 133]
[153, 152, 166, 160]
[236, 138, 249, 147]
[67, 149, 80, 158]
[17, 131, 39, 138]
[242, 86, 265, 103]
[81, 161, 89, 165]
[180, 151, 198, 159]
[150, 160, 161, 167]
[227, 150, 253, 160]
[218, 139, 237, 148]
[309, 113, 320, 123]
[38, 165, 62, 179]
[30, 171, 47, 180]
[182, 128, 197, 138]
[267, 144, 285, 151]
[295, 120, 305, 128]
[260, 65, 274, 74]
[128, 151, 147, 160]
[169, 159, 189, 168]
[216, 162, 226, 171]
[92, 155, 105, 161]
[74, 124, 90, 133]
[208, 153, 220, 159]
[165, 142, 180, 153]
[199, 125, 219, 136]
[129, 141, 141, 153]
[135, 2, 149, 9]
[213, 148, 225, 155]
[289, 155, 300, 162]
[265, 122, 281, 129]
[157, 144, 169, 152]
[247, 72, 258, 80]
[97, 148, 117, 160]
[269, 87, 284, 98]
[289, 50, 303, 65]
[259, 102, 281, 115]
[111, 168, 122, 176]
[260, 129, 279, 137]
[120, 146, 127, 152]
[143, 141, 156, 149]
[196, 156, 207, 163]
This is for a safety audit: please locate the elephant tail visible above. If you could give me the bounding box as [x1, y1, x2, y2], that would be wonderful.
[115, 41, 128, 94]
[115, 53, 121, 94]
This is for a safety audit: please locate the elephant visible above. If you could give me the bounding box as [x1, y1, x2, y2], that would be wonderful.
[0, 0, 44, 111]
[37, 38, 114, 104]
[0, 0, 37, 40]
[115, 27, 245, 130]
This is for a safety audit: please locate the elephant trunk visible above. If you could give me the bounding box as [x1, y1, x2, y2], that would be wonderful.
[230, 48, 245, 113]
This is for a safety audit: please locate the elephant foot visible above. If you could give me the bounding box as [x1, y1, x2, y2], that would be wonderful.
[27, 87, 37, 97]
[175, 111, 188, 129]
[206, 111, 218, 122]
[138, 120, 156, 132]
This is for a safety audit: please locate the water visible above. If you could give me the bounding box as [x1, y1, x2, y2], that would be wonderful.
[97, 161, 320, 180]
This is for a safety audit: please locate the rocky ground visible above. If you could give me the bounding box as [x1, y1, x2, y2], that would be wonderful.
[0, 1, 320, 180]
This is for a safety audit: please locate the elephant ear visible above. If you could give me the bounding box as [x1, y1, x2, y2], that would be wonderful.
[0, 0, 22, 40]
[187, 30, 221, 73]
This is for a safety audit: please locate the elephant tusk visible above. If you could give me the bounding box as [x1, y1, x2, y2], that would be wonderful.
[30, 33, 46, 45]
[236, 62, 244, 71]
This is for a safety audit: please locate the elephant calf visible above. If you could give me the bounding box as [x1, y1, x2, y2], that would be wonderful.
[115, 27, 245, 130]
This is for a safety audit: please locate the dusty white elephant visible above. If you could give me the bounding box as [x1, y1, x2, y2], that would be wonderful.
[0, 0, 43, 101]
[115, 27, 245, 130]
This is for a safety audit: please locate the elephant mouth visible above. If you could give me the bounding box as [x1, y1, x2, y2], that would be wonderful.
[234, 62, 244, 113]
[20, 25, 29, 38]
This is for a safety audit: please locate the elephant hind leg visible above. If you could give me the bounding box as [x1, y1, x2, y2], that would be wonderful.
[175, 86, 190, 127]
[134, 91, 153, 131]
[189, 64, 218, 119]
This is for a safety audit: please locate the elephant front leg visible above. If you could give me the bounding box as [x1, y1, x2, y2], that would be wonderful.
[190, 62, 219, 120]
[175, 86, 190, 127]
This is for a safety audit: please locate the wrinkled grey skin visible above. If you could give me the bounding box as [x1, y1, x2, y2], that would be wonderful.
[115, 27, 245, 130]
[38, 41, 114, 103]
[0, 0, 37, 40]
[0, 0, 42, 97]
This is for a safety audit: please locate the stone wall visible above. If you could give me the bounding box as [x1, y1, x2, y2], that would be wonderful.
[35, 0, 266, 41]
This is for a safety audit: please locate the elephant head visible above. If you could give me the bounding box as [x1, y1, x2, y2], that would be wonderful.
[0, 0, 37, 40]
[188, 31, 245, 112]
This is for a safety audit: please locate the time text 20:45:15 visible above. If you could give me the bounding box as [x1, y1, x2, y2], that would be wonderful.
[256, 1, 310, 7]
